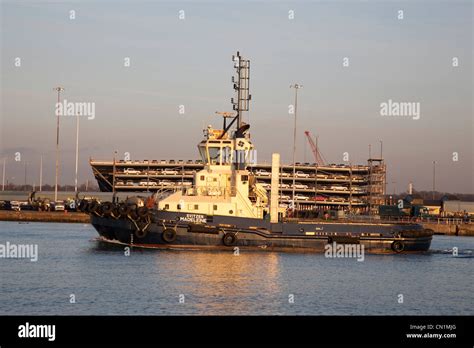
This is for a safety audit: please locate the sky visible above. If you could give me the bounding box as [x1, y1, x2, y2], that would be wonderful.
[0, 0, 473, 194]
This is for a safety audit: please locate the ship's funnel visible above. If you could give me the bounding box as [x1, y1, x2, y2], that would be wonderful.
[270, 153, 280, 223]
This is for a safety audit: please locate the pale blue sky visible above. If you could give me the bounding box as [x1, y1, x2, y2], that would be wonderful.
[1, 0, 472, 193]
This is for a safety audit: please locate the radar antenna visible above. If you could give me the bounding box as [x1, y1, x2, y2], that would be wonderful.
[219, 51, 251, 138]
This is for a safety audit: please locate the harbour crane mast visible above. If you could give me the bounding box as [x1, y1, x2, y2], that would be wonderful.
[304, 131, 326, 165]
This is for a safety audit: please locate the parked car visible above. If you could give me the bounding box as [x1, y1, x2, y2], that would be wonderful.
[139, 181, 157, 186]
[125, 180, 135, 186]
[330, 185, 347, 191]
[295, 171, 310, 178]
[260, 183, 272, 189]
[280, 172, 291, 177]
[294, 194, 309, 201]
[159, 160, 167, 164]
[116, 180, 125, 186]
[159, 180, 174, 186]
[279, 195, 291, 200]
[329, 197, 346, 203]
[184, 170, 195, 175]
[52, 201, 65, 211]
[279, 183, 290, 189]
[310, 195, 328, 202]
[161, 169, 179, 175]
[292, 183, 309, 190]
[10, 201, 21, 211]
[334, 175, 347, 180]
[124, 168, 141, 175]
[317, 174, 329, 179]
[255, 169, 271, 177]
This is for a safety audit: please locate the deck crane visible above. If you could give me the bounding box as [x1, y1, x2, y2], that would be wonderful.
[304, 131, 326, 165]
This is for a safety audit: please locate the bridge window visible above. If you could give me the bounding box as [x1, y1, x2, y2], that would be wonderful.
[209, 146, 220, 165]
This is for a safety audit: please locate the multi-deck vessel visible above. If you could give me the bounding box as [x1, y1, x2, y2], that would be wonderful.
[82, 52, 432, 253]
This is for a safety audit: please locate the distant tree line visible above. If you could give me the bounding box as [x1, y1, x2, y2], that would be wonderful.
[389, 190, 474, 202]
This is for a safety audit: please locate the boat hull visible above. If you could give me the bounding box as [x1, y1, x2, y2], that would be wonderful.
[90, 211, 432, 254]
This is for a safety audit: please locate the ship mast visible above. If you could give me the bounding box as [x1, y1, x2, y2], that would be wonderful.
[219, 51, 251, 138]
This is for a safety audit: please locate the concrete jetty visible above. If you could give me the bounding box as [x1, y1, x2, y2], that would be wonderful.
[0, 211, 90, 223]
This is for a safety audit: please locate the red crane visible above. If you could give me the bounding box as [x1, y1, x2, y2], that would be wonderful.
[304, 131, 326, 165]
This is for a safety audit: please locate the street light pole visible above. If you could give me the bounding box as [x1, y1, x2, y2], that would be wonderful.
[24, 161, 27, 189]
[290, 83, 302, 207]
[2, 158, 5, 191]
[74, 113, 80, 193]
[432, 161, 436, 200]
[113, 151, 118, 198]
[39, 155, 43, 192]
[53, 86, 65, 201]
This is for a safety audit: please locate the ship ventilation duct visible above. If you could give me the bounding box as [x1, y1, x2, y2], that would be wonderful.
[270, 153, 280, 223]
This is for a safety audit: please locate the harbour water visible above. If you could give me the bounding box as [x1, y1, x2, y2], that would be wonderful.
[0, 221, 472, 316]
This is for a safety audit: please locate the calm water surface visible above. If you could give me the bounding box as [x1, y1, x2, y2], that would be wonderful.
[0, 221, 472, 315]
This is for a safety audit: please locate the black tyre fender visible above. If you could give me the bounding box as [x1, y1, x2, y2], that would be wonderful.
[78, 200, 88, 212]
[137, 206, 149, 219]
[391, 241, 405, 253]
[223, 232, 237, 246]
[135, 228, 148, 239]
[118, 204, 132, 217]
[162, 228, 177, 243]
[101, 202, 114, 215]
[87, 201, 99, 214]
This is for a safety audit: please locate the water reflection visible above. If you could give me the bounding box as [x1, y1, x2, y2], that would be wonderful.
[154, 251, 282, 315]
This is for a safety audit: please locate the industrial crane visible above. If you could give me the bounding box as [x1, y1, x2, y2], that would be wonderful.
[304, 131, 326, 165]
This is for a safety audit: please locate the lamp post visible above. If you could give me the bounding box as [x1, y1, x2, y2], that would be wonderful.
[2, 158, 5, 191]
[432, 161, 437, 200]
[290, 83, 302, 207]
[53, 86, 65, 201]
[74, 113, 80, 193]
[113, 151, 118, 198]
[39, 155, 43, 192]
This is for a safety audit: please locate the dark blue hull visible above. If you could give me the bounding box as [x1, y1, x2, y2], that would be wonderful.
[90, 210, 432, 254]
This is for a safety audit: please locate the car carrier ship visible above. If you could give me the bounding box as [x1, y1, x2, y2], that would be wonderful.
[81, 52, 432, 253]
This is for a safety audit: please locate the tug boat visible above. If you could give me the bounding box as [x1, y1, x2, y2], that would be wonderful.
[82, 52, 432, 254]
